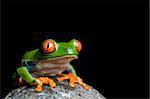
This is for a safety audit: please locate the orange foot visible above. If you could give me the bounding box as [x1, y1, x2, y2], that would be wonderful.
[34, 77, 56, 92]
[56, 73, 90, 90]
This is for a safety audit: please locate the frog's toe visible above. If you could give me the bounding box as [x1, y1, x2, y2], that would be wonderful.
[35, 85, 43, 92]
[48, 78, 56, 88]
[76, 77, 90, 90]
[35, 79, 43, 92]
[56, 73, 90, 90]
[34, 77, 56, 92]
[56, 74, 69, 82]
[69, 81, 75, 87]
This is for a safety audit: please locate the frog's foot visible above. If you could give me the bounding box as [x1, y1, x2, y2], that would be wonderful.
[34, 77, 56, 92]
[56, 73, 90, 90]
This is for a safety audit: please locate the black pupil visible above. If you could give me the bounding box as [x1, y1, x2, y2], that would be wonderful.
[47, 43, 50, 49]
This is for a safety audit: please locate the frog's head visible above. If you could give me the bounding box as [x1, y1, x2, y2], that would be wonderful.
[35, 39, 82, 64]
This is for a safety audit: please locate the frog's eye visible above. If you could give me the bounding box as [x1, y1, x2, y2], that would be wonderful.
[74, 40, 82, 52]
[41, 39, 56, 54]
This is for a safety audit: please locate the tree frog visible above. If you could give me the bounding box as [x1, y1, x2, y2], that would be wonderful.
[16, 39, 89, 92]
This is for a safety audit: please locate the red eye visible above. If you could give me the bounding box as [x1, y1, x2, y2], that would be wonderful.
[41, 39, 56, 54]
[74, 40, 82, 52]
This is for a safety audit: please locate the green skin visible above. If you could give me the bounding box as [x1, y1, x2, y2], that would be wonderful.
[16, 39, 79, 85]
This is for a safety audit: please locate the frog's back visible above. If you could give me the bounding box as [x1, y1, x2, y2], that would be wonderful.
[21, 49, 38, 69]
[22, 49, 39, 61]
[21, 49, 39, 76]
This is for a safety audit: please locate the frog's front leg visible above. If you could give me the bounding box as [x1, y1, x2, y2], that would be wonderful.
[56, 65, 90, 90]
[17, 67, 56, 92]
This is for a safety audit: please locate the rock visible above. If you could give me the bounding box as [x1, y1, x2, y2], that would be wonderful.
[5, 80, 106, 99]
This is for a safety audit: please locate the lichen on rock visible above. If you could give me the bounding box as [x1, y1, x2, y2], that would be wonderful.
[5, 80, 106, 99]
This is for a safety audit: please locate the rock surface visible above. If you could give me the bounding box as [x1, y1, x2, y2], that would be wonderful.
[5, 80, 106, 99]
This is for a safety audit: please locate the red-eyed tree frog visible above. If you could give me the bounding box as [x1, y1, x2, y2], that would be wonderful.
[15, 39, 89, 92]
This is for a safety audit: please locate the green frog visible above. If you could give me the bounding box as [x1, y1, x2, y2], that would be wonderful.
[15, 39, 89, 92]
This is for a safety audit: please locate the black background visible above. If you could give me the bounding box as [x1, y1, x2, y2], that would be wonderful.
[1, 1, 149, 98]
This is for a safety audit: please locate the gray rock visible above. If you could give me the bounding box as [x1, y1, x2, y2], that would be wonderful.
[5, 80, 106, 99]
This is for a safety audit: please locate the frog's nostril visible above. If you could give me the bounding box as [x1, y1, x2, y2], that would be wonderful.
[65, 48, 69, 52]
[65, 47, 73, 54]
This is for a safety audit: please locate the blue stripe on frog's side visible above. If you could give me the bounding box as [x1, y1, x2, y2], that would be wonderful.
[22, 61, 37, 72]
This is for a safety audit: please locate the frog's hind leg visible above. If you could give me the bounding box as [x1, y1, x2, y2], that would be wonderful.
[56, 64, 90, 90]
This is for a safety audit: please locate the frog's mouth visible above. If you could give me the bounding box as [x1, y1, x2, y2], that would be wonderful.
[38, 55, 78, 64]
